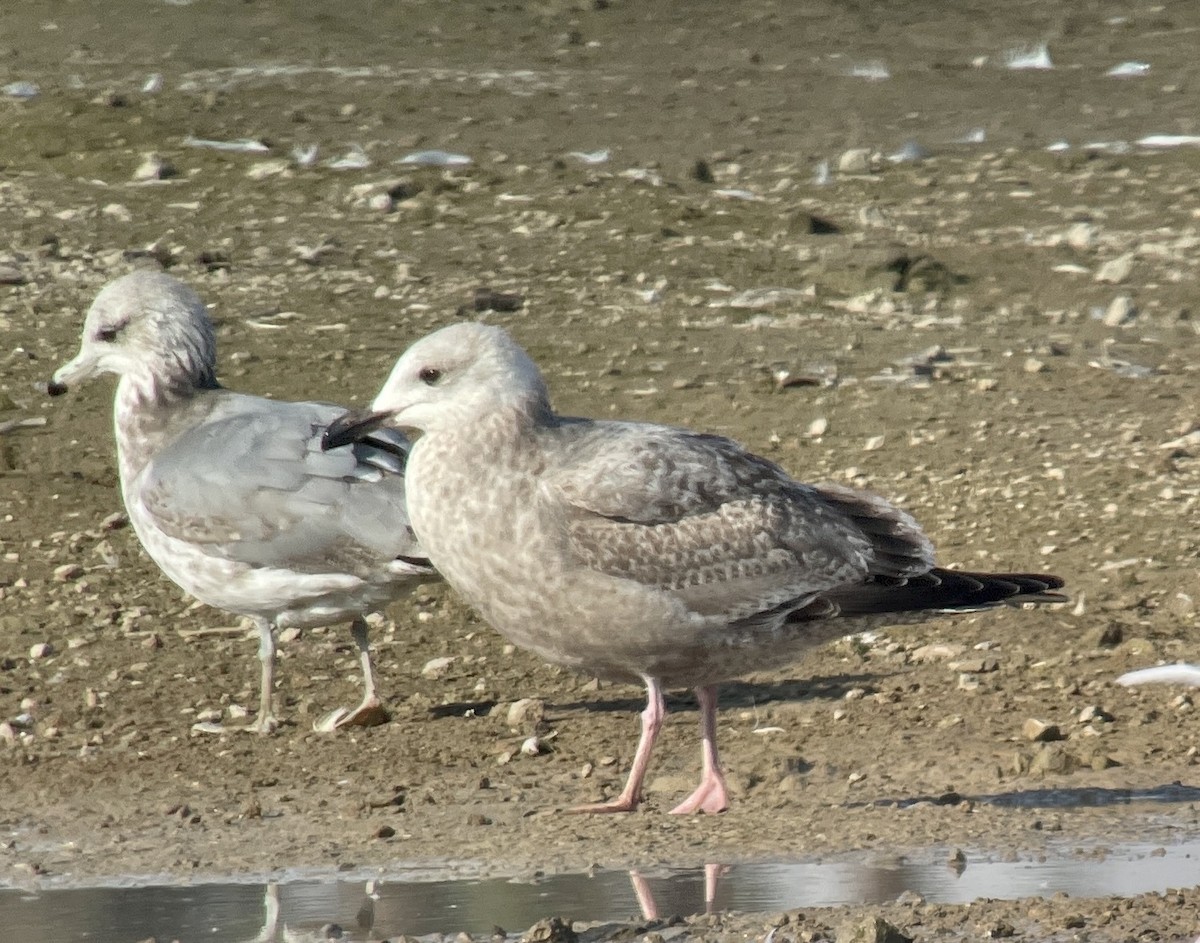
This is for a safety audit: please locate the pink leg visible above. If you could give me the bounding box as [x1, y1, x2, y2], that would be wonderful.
[332, 618, 391, 729]
[703, 862, 721, 914]
[669, 685, 729, 814]
[572, 676, 665, 813]
[628, 870, 659, 920]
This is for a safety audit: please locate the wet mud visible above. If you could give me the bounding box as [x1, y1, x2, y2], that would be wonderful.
[1, 2, 1199, 940]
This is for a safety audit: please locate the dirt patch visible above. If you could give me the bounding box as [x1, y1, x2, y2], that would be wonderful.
[1, 2, 1198, 940]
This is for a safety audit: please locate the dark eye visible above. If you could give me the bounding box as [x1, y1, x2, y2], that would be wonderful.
[96, 322, 125, 343]
[418, 366, 442, 386]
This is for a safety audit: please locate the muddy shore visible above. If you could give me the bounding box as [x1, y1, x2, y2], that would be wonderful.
[1, 2, 1198, 940]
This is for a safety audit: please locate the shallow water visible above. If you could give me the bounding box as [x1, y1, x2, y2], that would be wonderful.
[3, 841, 1197, 943]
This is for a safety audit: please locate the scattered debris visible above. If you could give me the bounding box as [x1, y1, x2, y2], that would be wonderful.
[1005, 43, 1053, 70]
[182, 135, 270, 153]
[1106, 61, 1150, 78]
[398, 149, 472, 167]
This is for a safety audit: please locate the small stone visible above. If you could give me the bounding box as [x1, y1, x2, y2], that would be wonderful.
[1102, 294, 1137, 326]
[1064, 222, 1095, 249]
[29, 642, 53, 659]
[911, 642, 966, 662]
[374, 824, 396, 839]
[100, 512, 129, 531]
[367, 192, 394, 213]
[837, 148, 873, 175]
[975, 377, 999, 392]
[1077, 705, 1112, 724]
[1095, 253, 1134, 284]
[101, 203, 133, 223]
[420, 656, 454, 679]
[1029, 743, 1078, 776]
[1022, 718, 1062, 742]
[835, 915, 913, 943]
[520, 736, 545, 756]
[805, 417, 829, 437]
[245, 159, 291, 180]
[522, 916, 577, 943]
[466, 812, 492, 826]
[0, 265, 26, 285]
[1023, 357, 1046, 373]
[132, 153, 176, 182]
[53, 563, 84, 582]
[0, 722, 15, 745]
[278, 627, 302, 644]
[505, 697, 545, 729]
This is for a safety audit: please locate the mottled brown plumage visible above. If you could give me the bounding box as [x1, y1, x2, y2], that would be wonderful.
[325, 323, 1065, 814]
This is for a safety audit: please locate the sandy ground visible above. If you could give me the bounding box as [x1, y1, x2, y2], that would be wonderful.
[1, 1, 1199, 940]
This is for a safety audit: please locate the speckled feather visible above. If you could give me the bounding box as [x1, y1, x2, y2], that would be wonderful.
[349, 322, 1063, 690]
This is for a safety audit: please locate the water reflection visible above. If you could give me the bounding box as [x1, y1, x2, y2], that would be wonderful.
[2, 842, 1197, 943]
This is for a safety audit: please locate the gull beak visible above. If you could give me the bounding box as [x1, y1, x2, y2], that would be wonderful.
[322, 409, 392, 451]
[46, 349, 100, 397]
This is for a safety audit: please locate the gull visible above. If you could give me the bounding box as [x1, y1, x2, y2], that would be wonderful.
[48, 270, 435, 733]
[324, 323, 1065, 813]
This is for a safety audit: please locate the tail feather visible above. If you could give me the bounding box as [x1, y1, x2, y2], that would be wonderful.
[826, 567, 1066, 618]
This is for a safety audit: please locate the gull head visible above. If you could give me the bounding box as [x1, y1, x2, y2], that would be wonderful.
[323, 322, 549, 450]
[47, 270, 217, 397]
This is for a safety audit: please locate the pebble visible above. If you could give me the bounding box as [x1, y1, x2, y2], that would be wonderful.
[1094, 253, 1134, 284]
[836, 915, 912, 943]
[837, 148, 874, 175]
[132, 153, 176, 182]
[520, 736, 545, 756]
[1077, 705, 1113, 724]
[1102, 294, 1137, 326]
[1064, 222, 1096, 249]
[0, 265, 25, 285]
[1022, 718, 1062, 742]
[911, 643, 966, 662]
[421, 656, 455, 678]
[506, 697, 544, 729]
[29, 642, 53, 659]
[53, 563, 84, 582]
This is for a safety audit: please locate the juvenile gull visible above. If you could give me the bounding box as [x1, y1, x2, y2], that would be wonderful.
[325, 323, 1065, 813]
[48, 270, 435, 733]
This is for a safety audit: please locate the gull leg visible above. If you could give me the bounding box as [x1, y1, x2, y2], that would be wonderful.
[572, 676, 665, 814]
[330, 617, 390, 729]
[703, 862, 721, 914]
[253, 618, 279, 734]
[629, 870, 659, 921]
[669, 685, 729, 814]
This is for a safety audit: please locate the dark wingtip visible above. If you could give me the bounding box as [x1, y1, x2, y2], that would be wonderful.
[322, 409, 390, 452]
[45, 379, 69, 397]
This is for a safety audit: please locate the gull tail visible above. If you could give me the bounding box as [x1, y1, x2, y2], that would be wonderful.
[828, 568, 1066, 618]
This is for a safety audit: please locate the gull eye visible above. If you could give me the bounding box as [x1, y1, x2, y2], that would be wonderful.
[96, 322, 126, 343]
[418, 366, 442, 386]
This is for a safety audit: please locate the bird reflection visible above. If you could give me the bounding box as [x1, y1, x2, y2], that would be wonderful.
[629, 863, 725, 921]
